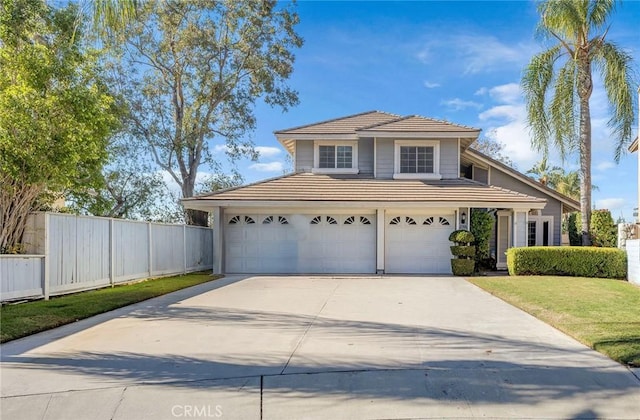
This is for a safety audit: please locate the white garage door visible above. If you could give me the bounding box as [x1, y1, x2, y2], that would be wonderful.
[385, 214, 455, 274]
[225, 214, 375, 274]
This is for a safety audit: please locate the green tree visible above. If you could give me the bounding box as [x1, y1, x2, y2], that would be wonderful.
[112, 0, 302, 225]
[68, 135, 167, 219]
[0, 0, 119, 252]
[526, 158, 561, 187]
[522, 0, 637, 246]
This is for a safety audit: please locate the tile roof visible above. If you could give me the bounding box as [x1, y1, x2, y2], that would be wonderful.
[184, 173, 546, 206]
[274, 111, 399, 135]
[464, 148, 580, 212]
[357, 115, 481, 133]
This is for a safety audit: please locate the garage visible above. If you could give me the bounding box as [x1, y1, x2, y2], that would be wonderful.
[225, 213, 376, 274]
[385, 214, 455, 274]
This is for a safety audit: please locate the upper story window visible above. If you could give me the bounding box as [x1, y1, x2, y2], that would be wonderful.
[393, 140, 441, 180]
[313, 141, 358, 174]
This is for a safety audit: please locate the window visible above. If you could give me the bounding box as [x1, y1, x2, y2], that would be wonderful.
[393, 141, 440, 180]
[400, 146, 434, 173]
[313, 141, 358, 173]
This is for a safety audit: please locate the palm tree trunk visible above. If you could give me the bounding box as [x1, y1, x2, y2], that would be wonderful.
[578, 56, 593, 246]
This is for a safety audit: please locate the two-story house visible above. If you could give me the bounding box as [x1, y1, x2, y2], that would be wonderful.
[183, 111, 579, 275]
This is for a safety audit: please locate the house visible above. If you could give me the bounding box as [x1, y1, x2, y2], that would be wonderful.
[183, 111, 579, 275]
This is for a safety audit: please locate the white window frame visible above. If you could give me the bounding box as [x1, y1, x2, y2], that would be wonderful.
[312, 141, 359, 174]
[393, 140, 441, 180]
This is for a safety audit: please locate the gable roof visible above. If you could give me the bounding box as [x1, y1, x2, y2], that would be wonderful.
[274, 110, 399, 135]
[357, 115, 480, 134]
[464, 148, 580, 212]
[182, 172, 546, 211]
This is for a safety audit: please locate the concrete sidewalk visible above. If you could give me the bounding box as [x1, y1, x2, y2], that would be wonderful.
[2, 275, 639, 419]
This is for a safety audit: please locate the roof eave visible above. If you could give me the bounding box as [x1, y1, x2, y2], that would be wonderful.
[182, 199, 546, 211]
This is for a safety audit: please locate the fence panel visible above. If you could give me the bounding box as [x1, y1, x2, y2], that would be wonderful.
[151, 224, 186, 276]
[626, 239, 640, 286]
[0, 256, 44, 300]
[2, 213, 214, 302]
[113, 219, 150, 283]
[185, 226, 214, 271]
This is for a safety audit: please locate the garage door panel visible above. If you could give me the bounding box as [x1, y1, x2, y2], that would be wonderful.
[385, 214, 454, 274]
[225, 214, 375, 274]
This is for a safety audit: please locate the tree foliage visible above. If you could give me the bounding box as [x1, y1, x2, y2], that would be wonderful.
[470, 209, 495, 269]
[522, 0, 637, 245]
[469, 136, 514, 167]
[111, 0, 302, 225]
[0, 0, 119, 252]
[527, 159, 596, 201]
[68, 134, 167, 220]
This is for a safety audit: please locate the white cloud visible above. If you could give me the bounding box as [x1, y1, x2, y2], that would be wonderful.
[488, 83, 522, 105]
[441, 98, 483, 111]
[474, 87, 488, 96]
[596, 161, 615, 171]
[478, 96, 540, 169]
[255, 146, 282, 158]
[249, 162, 284, 172]
[423, 81, 440, 89]
[213, 144, 229, 153]
[596, 198, 626, 210]
[417, 35, 536, 74]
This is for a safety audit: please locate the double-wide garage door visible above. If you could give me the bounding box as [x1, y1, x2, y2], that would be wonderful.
[225, 212, 455, 274]
[225, 214, 376, 273]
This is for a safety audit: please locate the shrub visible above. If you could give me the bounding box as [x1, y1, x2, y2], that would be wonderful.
[448, 230, 474, 245]
[450, 245, 476, 258]
[451, 259, 474, 276]
[590, 209, 617, 247]
[507, 246, 627, 279]
[565, 213, 581, 246]
[470, 209, 494, 268]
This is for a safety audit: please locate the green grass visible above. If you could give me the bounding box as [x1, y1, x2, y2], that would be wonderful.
[1, 272, 221, 343]
[468, 276, 640, 367]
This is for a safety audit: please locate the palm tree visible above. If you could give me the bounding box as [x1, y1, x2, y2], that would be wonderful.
[522, 0, 636, 245]
[526, 158, 562, 187]
[92, 0, 139, 36]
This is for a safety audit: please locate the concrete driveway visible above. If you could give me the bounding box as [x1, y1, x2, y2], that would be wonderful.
[1, 275, 639, 419]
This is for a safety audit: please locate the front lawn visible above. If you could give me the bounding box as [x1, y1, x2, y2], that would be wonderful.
[468, 276, 640, 367]
[1, 272, 221, 343]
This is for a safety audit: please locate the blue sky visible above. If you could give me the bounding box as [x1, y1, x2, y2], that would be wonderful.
[209, 0, 640, 221]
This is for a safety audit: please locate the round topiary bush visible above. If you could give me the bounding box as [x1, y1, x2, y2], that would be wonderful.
[448, 230, 475, 245]
[450, 245, 476, 258]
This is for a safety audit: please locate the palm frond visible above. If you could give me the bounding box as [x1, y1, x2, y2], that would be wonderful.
[592, 41, 637, 161]
[549, 58, 577, 159]
[588, 0, 615, 29]
[522, 45, 563, 158]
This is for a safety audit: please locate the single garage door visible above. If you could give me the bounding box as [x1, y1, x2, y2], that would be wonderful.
[225, 214, 376, 273]
[385, 214, 455, 274]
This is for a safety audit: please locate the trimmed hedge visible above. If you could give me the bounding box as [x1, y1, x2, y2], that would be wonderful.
[451, 259, 475, 276]
[507, 246, 627, 279]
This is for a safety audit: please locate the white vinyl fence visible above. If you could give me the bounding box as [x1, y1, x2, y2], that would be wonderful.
[626, 239, 640, 286]
[0, 212, 213, 302]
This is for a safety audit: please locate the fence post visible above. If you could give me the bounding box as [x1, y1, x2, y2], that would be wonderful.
[109, 219, 115, 287]
[183, 225, 187, 275]
[43, 212, 50, 300]
[148, 222, 153, 278]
